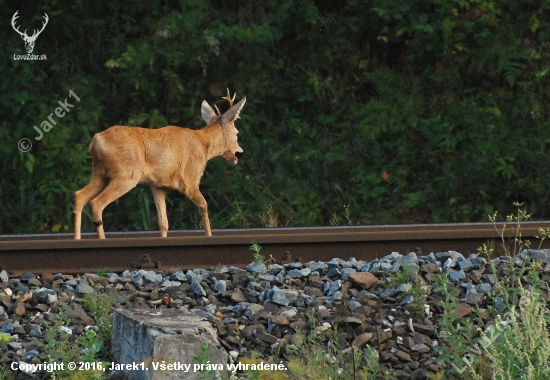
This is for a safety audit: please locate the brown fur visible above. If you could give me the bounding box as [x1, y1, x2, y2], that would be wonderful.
[73, 92, 246, 239]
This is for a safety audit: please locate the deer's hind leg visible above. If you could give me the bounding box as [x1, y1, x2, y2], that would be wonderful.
[89, 177, 140, 239]
[74, 175, 107, 239]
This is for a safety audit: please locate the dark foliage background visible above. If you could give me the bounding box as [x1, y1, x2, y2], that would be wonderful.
[1, 0, 550, 234]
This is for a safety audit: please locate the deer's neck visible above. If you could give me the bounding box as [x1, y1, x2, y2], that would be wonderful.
[199, 122, 226, 160]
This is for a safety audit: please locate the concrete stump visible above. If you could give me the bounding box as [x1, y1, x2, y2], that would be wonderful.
[112, 309, 228, 380]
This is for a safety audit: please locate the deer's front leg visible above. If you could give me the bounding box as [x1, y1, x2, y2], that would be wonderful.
[151, 187, 168, 237]
[185, 186, 212, 236]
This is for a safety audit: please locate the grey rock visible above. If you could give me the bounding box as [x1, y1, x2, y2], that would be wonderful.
[131, 275, 143, 288]
[477, 283, 492, 294]
[465, 290, 483, 305]
[258, 273, 277, 282]
[214, 280, 227, 293]
[8, 342, 22, 350]
[327, 258, 343, 268]
[112, 309, 227, 377]
[348, 300, 363, 311]
[20, 272, 36, 282]
[16, 284, 30, 294]
[281, 307, 298, 319]
[326, 267, 341, 278]
[143, 271, 161, 284]
[33, 288, 57, 304]
[275, 272, 285, 283]
[0, 321, 14, 333]
[29, 326, 42, 338]
[396, 283, 412, 294]
[108, 273, 119, 283]
[370, 261, 381, 273]
[0, 270, 8, 282]
[286, 262, 303, 270]
[482, 274, 497, 284]
[192, 280, 206, 296]
[380, 287, 397, 298]
[185, 270, 197, 282]
[160, 280, 181, 291]
[418, 252, 436, 264]
[326, 280, 342, 296]
[436, 251, 465, 262]
[244, 288, 260, 298]
[267, 264, 285, 274]
[341, 268, 356, 281]
[399, 295, 414, 306]
[382, 252, 402, 261]
[443, 258, 455, 270]
[448, 270, 466, 283]
[360, 263, 371, 272]
[76, 282, 94, 294]
[271, 290, 289, 306]
[411, 343, 430, 353]
[521, 249, 550, 264]
[380, 261, 392, 272]
[246, 262, 267, 273]
[203, 304, 217, 315]
[402, 253, 420, 275]
[26, 350, 39, 359]
[495, 297, 506, 311]
[58, 325, 73, 335]
[471, 257, 486, 269]
[327, 291, 343, 302]
[458, 259, 475, 272]
[244, 304, 264, 317]
[308, 262, 328, 273]
[287, 269, 305, 279]
[390, 259, 402, 273]
[460, 282, 474, 292]
[169, 272, 186, 281]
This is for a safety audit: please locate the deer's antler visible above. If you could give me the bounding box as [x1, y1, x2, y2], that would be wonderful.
[11, 11, 48, 40]
[30, 13, 49, 39]
[221, 88, 236, 108]
[11, 11, 27, 38]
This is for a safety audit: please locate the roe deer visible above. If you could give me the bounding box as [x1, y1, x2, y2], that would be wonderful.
[73, 90, 246, 239]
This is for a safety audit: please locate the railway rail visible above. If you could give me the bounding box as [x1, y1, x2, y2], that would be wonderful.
[1, 222, 550, 274]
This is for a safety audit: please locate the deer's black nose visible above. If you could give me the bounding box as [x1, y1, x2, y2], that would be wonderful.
[235, 151, 243, 159]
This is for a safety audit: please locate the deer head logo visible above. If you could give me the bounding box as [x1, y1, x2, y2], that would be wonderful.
[11, 11, 49, 54]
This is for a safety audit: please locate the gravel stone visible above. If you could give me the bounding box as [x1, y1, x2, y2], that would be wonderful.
[271, 290, 289, 306]
[75, 282, 94, 294]
[448, 270, 466, 282]
[5, 249, 549, 378]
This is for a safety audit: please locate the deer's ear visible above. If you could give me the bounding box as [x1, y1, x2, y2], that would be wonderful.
[201, 101, 218, 125]
[221, 97, 246, 128]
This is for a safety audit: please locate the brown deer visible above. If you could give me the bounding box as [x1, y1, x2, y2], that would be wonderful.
[73, 90, 246, 239]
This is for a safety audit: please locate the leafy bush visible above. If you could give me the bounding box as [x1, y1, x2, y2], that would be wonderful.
[1, 0, 550, 233]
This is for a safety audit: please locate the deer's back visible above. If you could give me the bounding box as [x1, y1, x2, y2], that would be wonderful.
[90, 125, 205, 188]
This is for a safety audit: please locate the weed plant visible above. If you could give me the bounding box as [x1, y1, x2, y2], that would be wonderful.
[82, 291, 116, 359]
[250, 243, 266, 265]
[39, 292, 115, 379]
[436, 203, 550, 379]
[469, 286, 550, 380]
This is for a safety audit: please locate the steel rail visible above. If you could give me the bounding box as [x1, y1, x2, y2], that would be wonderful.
[1, 222, 549, 274]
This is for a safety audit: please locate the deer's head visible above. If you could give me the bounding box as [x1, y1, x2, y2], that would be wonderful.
[12, 11, 49, 54]
[201, 90, 246, 165]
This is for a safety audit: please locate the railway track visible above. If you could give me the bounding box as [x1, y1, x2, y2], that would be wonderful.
[1, 222, 550, 274]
